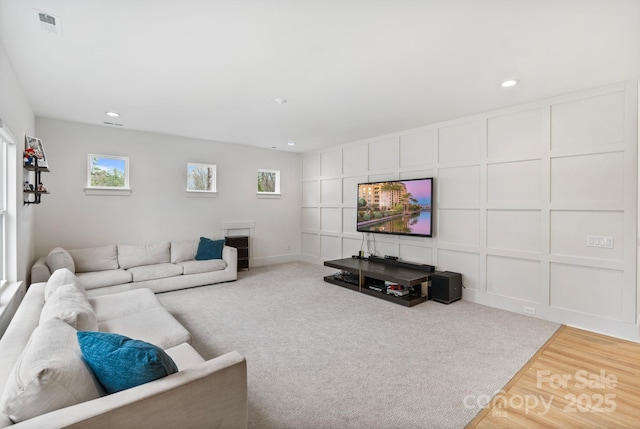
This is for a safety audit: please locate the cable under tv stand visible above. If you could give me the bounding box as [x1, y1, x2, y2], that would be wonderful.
[323, 257, 433, 307]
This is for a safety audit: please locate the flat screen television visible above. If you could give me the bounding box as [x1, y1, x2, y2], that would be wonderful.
[357, 178, 433, 237]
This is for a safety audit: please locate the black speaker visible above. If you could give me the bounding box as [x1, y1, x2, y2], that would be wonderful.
[430, 271, 462, 304]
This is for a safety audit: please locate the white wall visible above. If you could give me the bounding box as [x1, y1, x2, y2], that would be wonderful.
[0, 41, 36, 283]
[33, 118, 301, 267]
[302, 81, 639, 341]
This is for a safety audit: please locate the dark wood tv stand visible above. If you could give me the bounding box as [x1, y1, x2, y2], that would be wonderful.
[323, 257, 432, 307]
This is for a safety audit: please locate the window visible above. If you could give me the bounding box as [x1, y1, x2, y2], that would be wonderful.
[187, 163, 217, 193]
[0, 137, 6, 286]
[86, 154, 130, 195]
[0, 122, 16, 286]
[257, 169, 280, 196]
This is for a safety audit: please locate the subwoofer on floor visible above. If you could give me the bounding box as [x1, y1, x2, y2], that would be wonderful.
[430, 271, 462, 304]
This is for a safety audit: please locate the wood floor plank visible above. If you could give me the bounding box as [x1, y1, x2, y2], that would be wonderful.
[466, 325, 640, 428]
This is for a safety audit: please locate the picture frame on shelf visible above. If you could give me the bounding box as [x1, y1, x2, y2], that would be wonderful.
[25, 135, 48, 168]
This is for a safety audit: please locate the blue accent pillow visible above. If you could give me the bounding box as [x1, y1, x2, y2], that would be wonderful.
[194, 237, 225, 260]
[77, 331, 178, 394]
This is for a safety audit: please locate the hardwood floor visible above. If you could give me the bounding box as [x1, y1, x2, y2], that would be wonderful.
[466, 325, 640, 429]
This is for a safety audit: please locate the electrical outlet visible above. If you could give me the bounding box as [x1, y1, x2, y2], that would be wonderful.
[523, 306, 536, 315]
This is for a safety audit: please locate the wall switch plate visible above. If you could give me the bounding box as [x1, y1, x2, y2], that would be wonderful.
[587, 235, 614, 248]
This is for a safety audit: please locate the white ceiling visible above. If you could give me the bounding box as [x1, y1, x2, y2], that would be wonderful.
[1, 1, 638, 153]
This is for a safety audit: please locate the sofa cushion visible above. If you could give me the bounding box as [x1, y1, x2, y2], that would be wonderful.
[118, 241, 170, 269]
[178, 259, 227, 275]
[0, 319, 103, 423]
[45, 268, 85, 301]
[195, 237, 225, 260]
[77, 331, 178, 394]
[170, 239, 197, 263]
[46, 247, 75, 273]
[164, 343, 205, 371]
[69, 245, 119, 273]
[98, 307, 191, 349]
[40, 283, 98, 331]
[127, 263, 183, 282]
[90, 288, 162, 323]
[76, 269, 133, 290]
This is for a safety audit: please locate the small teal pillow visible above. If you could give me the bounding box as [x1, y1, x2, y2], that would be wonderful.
[195, 237, 225, 260]
[77, 331, 178, 394]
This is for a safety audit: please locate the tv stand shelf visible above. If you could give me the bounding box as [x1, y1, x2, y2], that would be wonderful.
[324, 257, 431, 307]
[324, 275, 360, 292]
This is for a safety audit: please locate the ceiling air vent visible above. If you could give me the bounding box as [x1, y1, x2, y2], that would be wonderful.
[34, 10, 61, 35]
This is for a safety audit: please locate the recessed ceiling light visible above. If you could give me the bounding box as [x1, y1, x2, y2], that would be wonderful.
[274, 98, 287, 104]
[287, 141, 296, 146]
[105, 111, 120, 117]
[500, 79, 519, 88]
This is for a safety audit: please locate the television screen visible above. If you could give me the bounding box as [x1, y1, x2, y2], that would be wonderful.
[357, 178, 433, 237]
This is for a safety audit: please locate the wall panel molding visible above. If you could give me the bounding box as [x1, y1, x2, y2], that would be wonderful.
[301, 80, 638, 341]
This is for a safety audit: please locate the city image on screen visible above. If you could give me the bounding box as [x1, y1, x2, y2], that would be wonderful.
[357, 178, 433, 237]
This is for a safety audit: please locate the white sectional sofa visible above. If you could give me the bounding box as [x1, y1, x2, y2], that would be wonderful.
[31, 238, 237, 296]
[0, 269, 248, 428]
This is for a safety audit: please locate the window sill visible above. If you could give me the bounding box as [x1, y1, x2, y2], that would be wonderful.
[0, 281, 25, 337]
[84, 188, 132, 196]
[186, 191, 218, 198]
[257, 193, 281, 199]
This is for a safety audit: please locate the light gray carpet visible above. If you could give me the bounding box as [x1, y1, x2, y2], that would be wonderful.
[157, 262, 560, 429]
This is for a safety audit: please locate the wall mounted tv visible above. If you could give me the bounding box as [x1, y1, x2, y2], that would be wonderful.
[357, 178, 433, 238]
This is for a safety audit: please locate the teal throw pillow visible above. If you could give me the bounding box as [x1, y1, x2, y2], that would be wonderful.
[77, 331, 178, 394]
[195, 237, 225, 260]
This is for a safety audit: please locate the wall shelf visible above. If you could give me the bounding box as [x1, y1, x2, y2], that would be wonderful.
[225, 235, 249, 270]
[23, 159, 49, 205]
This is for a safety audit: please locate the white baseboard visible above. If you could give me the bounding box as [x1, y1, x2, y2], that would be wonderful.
[298, 254, 323, 265]
[250, 253, 301, 267]
[463, 288, 640, 343]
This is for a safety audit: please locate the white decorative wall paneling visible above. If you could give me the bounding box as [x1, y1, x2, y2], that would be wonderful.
[301, 81, 638, 341]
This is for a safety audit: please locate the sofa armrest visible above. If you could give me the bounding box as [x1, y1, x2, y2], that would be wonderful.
[223, 245, 238, 277]
[30, 257, 51, 284]
[11, 351, 248, 429]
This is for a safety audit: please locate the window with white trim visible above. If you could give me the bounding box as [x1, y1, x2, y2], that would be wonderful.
[0, 137, 7, 287]
[0, 131, 9, 286]
[87, 154, 130, 189]
[187, 162, 217, 193]
[257, 169, 280, 195]
[84, 153, 132, 196]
